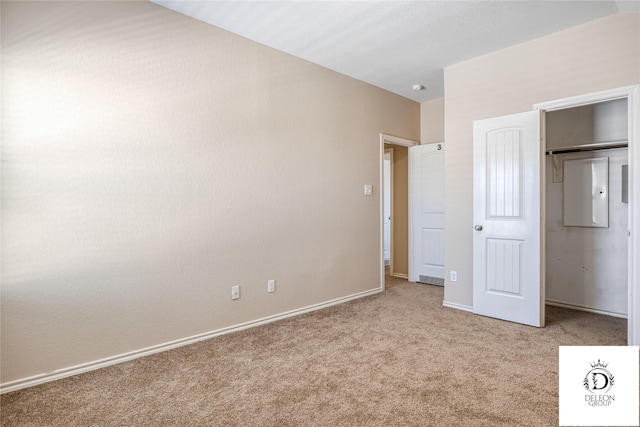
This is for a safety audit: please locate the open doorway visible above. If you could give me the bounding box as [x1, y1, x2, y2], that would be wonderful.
[535, 85, 639, 346]
[383, 143, 408, 283]
[379, 134, 418, 290]
[544, 99, 628, 319]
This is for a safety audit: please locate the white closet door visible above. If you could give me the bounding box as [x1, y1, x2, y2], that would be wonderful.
[409, 143, 444, 285]
[473, 111, 545, 327]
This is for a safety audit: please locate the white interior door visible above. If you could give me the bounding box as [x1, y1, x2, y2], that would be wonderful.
[473, 111, 545, 327]
[409, 143, 445, 285]
[383, 150, 391, 265]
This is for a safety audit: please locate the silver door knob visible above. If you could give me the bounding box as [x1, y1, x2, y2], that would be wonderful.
[474, 225, 483, 231]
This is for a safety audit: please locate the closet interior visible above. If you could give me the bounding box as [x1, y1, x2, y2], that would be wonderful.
[545, 98, 628, 318]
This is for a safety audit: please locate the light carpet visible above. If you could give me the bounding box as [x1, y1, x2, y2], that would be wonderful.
[1, 273, 627, 426]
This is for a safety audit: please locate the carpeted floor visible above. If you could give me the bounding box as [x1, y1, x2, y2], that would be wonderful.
[0, 272, 627, 426]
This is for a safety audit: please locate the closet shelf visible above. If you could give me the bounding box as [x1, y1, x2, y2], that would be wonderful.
[545, 140, 628, 155]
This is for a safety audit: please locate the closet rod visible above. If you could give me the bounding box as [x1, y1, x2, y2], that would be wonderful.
[545, 140, 628, 155]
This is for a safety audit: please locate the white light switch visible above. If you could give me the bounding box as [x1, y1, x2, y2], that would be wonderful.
[364, 184, 373, 196]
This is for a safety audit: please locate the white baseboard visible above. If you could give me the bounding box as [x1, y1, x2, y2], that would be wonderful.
[0, 288, 382, 394]
[545, 299, 627, 319]
[440, 299, 627, 318]
[392, 273, 408, 279]
[442, 301, 474, 313]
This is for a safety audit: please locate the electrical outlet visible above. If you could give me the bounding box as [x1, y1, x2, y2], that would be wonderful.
[231, 285, 240, 300]
[450, 271, 457, 282]
[267, 279, 275, 293]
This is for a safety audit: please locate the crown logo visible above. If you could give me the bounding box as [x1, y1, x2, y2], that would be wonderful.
[590, 359, 609, 369]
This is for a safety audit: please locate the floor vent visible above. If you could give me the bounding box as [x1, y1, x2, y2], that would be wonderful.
[419, 275, 444, 287]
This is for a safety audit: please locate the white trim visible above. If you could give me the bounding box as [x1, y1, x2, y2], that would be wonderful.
[381, 133, 419, 147]
[443, 301, 474, 313]
[534, 84, 640, 346]
[533, 85, 637, 112]
[546, 300, 627, 320]
[392, 273, 409, 280]
[0, 288, 382, 394]
[379, 134, 419, 291]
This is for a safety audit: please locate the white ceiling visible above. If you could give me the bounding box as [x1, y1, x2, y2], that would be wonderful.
[152, 1, 639, 103]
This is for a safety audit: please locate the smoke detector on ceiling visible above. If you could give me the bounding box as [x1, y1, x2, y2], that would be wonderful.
[412, 84, 425, 91]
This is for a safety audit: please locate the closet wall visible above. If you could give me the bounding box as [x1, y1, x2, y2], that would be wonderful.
[545, 99, 628, 316]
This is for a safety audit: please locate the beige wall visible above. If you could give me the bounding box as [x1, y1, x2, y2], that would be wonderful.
[384, 144, 409, 276]
[420, 97, 445, 144]
[443, 13, 640, 308]
[0, 1, 419, 386]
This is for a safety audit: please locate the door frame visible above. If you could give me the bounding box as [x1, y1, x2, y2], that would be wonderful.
[534, 84, 640, 346]
[379, 134, 419, 290]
